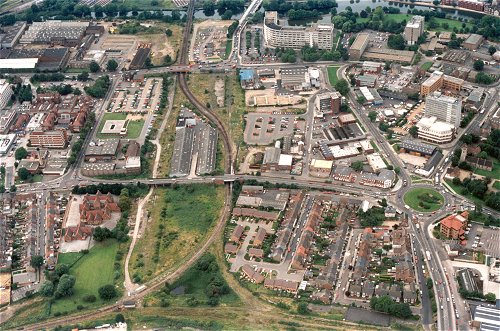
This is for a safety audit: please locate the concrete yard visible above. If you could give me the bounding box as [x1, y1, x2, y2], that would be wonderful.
[244, 113, 305, 145]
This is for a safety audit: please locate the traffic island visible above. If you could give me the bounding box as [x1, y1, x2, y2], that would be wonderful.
[403, 188, 444, 212]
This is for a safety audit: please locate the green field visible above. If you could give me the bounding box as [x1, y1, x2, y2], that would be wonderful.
[493, 181, 500, 190]
[421, 62, 433, 71]
[445, 179, 484, 206]
[51, 240, 120, 315]
[327, 66, 341, 85]
[404, 188, 444, 212]
[223, 39, 232, 60]
[96, 112, 144, 139]
[356, 13, 473, 32]
[129, 184, 224, 283]
[474, 160, 500, 180]
[121, 0, 177, 10]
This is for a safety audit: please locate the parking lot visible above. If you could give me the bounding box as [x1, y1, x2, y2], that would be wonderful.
[190, 20, 232, 63]
[244, 113, 305, 145]
[108, 78, 163, 114]
[465, 224, 500, 256]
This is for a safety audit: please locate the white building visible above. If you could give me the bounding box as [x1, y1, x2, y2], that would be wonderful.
[263, 11, 334, 50]
[404, 16, 425, 45]
[425, 92, 462, 127]
[0, 80, 13, 110]
[367, 154, 387, 172]
[416, 116, 454, 144]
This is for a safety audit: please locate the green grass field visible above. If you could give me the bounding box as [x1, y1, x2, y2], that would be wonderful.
[356, 13, 473, 32]
[493, 181, 500, 190]
[421, 62, 433, 71]
[51, 240, 120, 315]
[130, 184, 224, 283]
[327, 66, 340, 86]
[223, 40, 232, 60]
[121, 0, 177, 10]
[403, 188, 444, 212]
[474, 160, 500, 180]
[96, 112, 144, 139]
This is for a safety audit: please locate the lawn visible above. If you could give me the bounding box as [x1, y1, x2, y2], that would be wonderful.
[96, 112, 144, 139]
[129, 184, 224, 283]
[223, 39, 232, 60]
[327, 66, 340, 86]
[445, 179, 485, 206]
[493, 181, 500, 190]
[420, 62, 433, 71]
[403, 187, 444, 212]
[51, 240, 120, 315]
[121, 0, 177, 10]
[358, 13, 473, 32]
[474, 160, 500, 180]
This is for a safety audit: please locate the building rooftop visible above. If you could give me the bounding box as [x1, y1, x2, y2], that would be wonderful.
[85, 139, 120, 157]
[351, 33, 369, 50]
[239, 69, 255, 81]
[401, 139, 436, 155]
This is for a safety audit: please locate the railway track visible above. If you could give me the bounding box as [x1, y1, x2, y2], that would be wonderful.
[7, 1, 236, 330]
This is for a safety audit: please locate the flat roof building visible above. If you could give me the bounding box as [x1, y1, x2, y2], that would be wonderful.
[85, 139, 120, 161]
[20, 20, 89, 46]
[263, 11, 334, 50]
[421, 71, 464, 96]
[0, 21, 27, 48]
[29, 130, 68, 149]
[315, 91, 342, 116]
[400, 139, 436, 156]
[0, 79, 13, 110]
[425, 92, 462, 127]
[362, 48, 415, 64]
[416, 116, 455, 144]
[404, 16, 425, 45]
[463, 33, 484, 51]
[349, 33, 369, 60]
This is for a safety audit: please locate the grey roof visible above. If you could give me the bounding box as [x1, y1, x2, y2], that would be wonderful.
[468, 88, 484, 103]
[423, 150, 443, 171]
[85, 139, 119, 157]
[263, 147, 281, 165]
[401, 139, 436, 155]
[474, 306, 500, 328]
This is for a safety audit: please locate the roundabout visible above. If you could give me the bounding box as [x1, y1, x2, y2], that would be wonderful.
[403, 187, 445, 212]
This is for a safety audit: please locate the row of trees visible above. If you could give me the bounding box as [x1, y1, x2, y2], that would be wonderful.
[370, 295, 413, 318]
[84, 75, 111, 99]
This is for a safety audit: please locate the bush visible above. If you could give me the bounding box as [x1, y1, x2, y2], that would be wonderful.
[98, 284, 118, 300]
[82, 294, 97, 303]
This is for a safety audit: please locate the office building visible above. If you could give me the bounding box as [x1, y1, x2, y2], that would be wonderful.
[349, 33, 369, 60]
[29, 130, 68, 149]
[404, 16, 425, 45]
[315, 91, 342, 115]
[421, 71, 464, 96]
[263, 11, 334, 50]
[425, 92, 462, 127]
[0, 80, 13, 110]
[416, 116, 454, 144]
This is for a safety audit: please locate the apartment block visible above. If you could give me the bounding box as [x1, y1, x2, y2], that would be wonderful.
[425, 92, 462, 127]
[404, 16, 425, 45]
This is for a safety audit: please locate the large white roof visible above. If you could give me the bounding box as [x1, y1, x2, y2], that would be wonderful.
[0, 58, 38, 69]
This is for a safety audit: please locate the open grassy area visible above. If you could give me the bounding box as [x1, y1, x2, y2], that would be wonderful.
[96, 112, 144, 139]
[129, 184, 224, 283]
[327, 66, 340, 86]
[474, 160, 500, 180]
[356, 13, 473, 32]
[403, 188, 444, 212]
[51, 240, 120, 315]
[421, 62, 433, 71]
[120, 0, 177, 9]
[493, 181, 500, 190]
[223, 39, 232, 60]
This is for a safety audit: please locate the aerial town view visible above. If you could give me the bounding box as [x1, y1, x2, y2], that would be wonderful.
[0, 0, 499, 330]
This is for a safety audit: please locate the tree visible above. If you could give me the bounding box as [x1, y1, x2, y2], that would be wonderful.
[409, 126, 418, 138]
[165, 28, 172, 37]
[334, 79, 350, 96]
[357, 95, 367, 104]
[297, 302, 310, 315]
[452, 177, 462, 186]
[93, 227, 112, 242]
[99, 284, 118, 300]
[473, 60, 484, 71]
[55, 264, 69, 277]
[488, 46, 497, 55]
[77, 71, 89, 82]
[89, 61, 100, 73]
[351, 161, 364, 172]
[55, 274, 76, 298]
[106, 59, 118, 71]
[73, 88, 82, 96]
[485, 292, 496, 302]
[30, 255, 44, 269]
[368, 111, 377, 122]
[115, 313, 125, 323]
[18, 167, 31, 181]
[40, 281, 54, 297]
[387, 34, 406, 50]
[15, 147, 28, 160]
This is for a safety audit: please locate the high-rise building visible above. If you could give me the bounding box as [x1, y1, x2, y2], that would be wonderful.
[404, 16, 425, 45]
[0, 79, 13, 110]
[425, 92, 462, 127]
[315, 91, 342, 115]
[263, 11, 334, 50]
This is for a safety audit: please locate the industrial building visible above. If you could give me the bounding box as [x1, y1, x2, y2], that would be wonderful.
[361, 48, 415, 64]
[130, 45, 151, 70]
[169, 109, 218, 177]
[425, 92, 462, 127]
[20, 20, 89, 46]
[416, 116, 455, 144]
[349, 33, 369, 60]
[263, 11, 334, 50]
[463, 33, 484, 51]
[85, 139, 120, 161]
[314, 91, 342, 116]
[400, 139, 436, 156]
[404, 16, 425, 45]
[0, 21, 27, 48]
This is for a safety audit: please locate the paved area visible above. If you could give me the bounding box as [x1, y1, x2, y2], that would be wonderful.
[60, 237, 92, 253]
[244, 113, 304, 145]
[451, 260, 500, 295]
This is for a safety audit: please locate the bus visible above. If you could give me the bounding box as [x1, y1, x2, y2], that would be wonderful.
[426, 250, 431, 261]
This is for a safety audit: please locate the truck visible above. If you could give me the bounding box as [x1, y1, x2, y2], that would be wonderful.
[435, 174, 440, 185]
[425, 250, 431, 261]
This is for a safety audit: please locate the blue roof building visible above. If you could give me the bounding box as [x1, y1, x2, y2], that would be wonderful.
[239, 69, 256, 88]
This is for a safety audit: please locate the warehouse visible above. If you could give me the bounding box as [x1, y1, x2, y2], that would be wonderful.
[280, 66, 308, 90]
[463, 34, 483, 51]
[0, 21, 27, 48]
[0, 58, 38, 70]
[130, 47, 151, 70]
[362, 48, 415, 64]
[349, 33, 369, 60]
[85, 139, 120, 161]
[400, 139, 436, 156]
[20, 20, 89, 46]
